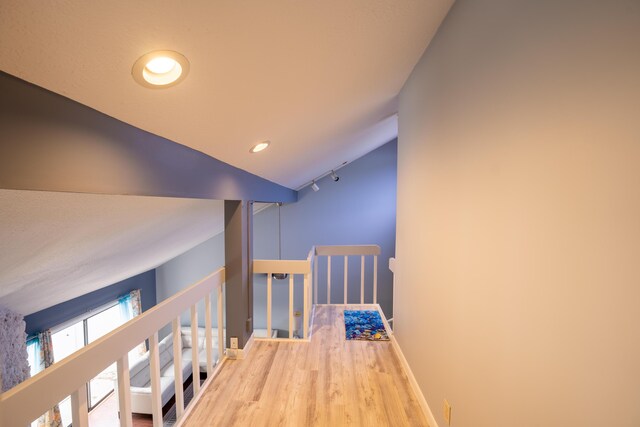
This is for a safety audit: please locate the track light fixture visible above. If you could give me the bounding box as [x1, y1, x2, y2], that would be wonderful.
[299, 161, 348, 192]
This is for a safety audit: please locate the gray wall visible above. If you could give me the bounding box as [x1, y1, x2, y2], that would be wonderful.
[156, 140, 398, 335]
[24, 270, 156, 336]
[396, 1, 640, 426]
[155, 233, 225, 337]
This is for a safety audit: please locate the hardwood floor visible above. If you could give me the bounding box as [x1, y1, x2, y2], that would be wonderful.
[88, 375, 197, 427]
[183, 305, 428, 427]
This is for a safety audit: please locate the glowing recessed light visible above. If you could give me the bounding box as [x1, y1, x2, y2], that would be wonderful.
[132, 50, 190, 89]
[145, 57, 177, 74]
[250, 141, 270, 153]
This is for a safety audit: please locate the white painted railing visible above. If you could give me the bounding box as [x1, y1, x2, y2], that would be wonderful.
[387, 257, 396, 328]
[253, 256, 312, 340]
[0, 268, 226, 427]
[3, 245, 383, 427]
[312, 245, 381, 305]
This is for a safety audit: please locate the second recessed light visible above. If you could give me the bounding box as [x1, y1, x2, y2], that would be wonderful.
[250, 141, 271, 153]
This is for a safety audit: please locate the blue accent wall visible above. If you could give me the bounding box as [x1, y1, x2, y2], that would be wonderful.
[253, 139, 397, 330]
[153, 139, 397, 335]
[24, 269, 156, 336]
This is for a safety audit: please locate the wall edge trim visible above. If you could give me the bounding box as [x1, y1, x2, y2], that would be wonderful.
[391, 334, 439, 427]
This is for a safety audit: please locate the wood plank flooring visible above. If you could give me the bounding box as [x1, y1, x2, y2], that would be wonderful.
[183, 305, 428, 427]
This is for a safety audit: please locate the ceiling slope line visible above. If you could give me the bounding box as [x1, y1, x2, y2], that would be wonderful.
[0, 72, 297, 203]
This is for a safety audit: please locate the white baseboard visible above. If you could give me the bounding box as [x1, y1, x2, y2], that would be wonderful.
[226, 332, 255, 360]
[390, 332, 439, 427]
[373, 304, 437, 426]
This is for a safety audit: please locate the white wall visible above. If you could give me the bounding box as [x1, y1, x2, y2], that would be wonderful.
[396, 1, 640, 426]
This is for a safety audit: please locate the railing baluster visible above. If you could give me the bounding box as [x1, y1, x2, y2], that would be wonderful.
[191, 305, 200, 395]
[309, 269, 313, 320]
[172, 318, 185, 420]
[0, 267, 226, 427]
[373, 255, 378, 304]
[205, 293, 213, 377]
[314, 255, 318, 304]
[327, 256, 332, 304]
[217, 284, 224, 363]
[360, 255, 365, 304]
[344, 255, 348, 304]
[289, 273, 294, 338]
[71, 383, 89, 427]
[267, 272, 273, 338]
[304, 272, 309, 339]
[117, 355, 133, 427]
[149, 332, 163, 427]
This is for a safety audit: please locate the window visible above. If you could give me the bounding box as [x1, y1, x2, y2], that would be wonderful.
[51, 322, 85, 425]
[86, 304, 126, 407]
[29, 293, 143, 427]
[51, 302, 131, 416]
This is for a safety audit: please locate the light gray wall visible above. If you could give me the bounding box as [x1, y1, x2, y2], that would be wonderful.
[396, 1, 640, 426]
[155, 233, 225, 337]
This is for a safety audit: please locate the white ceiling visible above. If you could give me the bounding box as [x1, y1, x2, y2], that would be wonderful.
[0, 2, 453, 316]
[0, 190, 224, 315]
[0, 0, 452, 188]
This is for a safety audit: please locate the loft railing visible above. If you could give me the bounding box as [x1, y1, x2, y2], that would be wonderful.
[252, 252, 312, 340]
[2, 244, 384, 427]
[0, 268, 226, 427]
[313, 245, 380, 304]
[253, 245, 381, 342]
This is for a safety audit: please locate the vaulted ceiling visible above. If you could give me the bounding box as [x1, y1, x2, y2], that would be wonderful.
[0, 1, 452, 315]
[0, 0, 452, 188]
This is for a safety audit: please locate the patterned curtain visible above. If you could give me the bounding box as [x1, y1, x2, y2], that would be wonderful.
[118, 289, 147, 355]
[36, 330, 62, 427]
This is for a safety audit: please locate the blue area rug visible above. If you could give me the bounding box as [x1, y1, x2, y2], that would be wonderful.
[344, 310, 390, 341]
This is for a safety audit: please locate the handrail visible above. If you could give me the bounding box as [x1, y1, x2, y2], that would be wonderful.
[253, 259, 310, 274]
[252, 258, 312, 340]
[312, 245, 380, 304]
[0, 267, 225, 427]
[315, 244, 380, 256]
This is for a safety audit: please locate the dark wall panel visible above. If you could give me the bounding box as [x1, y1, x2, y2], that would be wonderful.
[0, 72, 296, 203]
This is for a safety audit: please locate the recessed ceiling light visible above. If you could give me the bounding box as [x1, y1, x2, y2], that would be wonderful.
[132, 50, 190, 89]
[250, 141, 270, 153]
